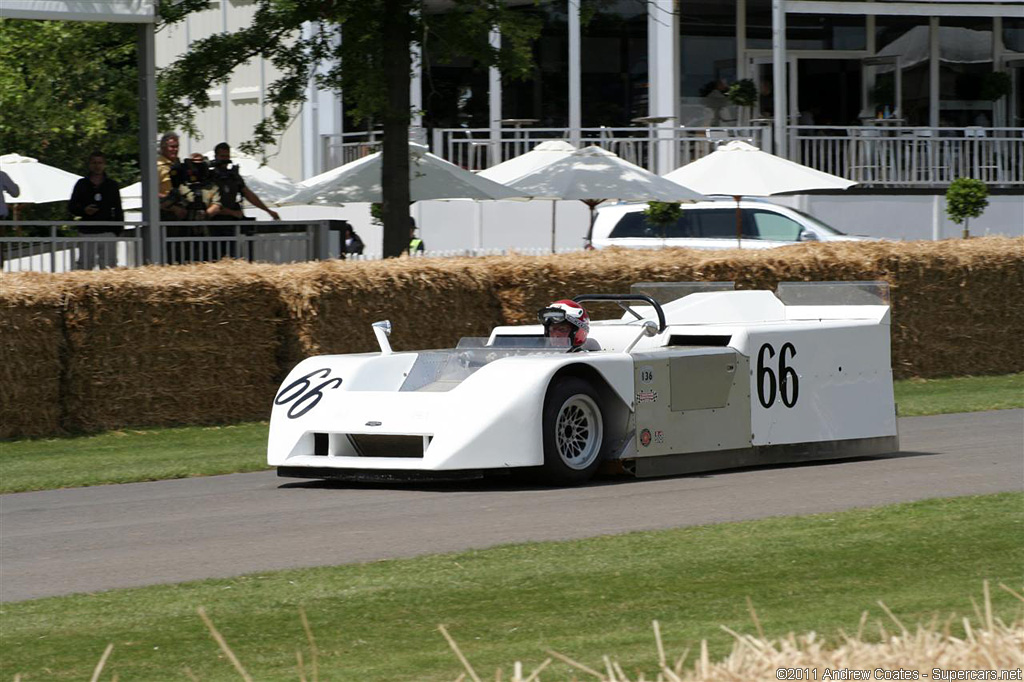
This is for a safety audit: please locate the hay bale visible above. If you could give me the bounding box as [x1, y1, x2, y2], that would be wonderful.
[59, 261, 286, 432]
[0, 273, 65, 438]
[3, 237, 1020, 439]
[268, 257, 504, 366]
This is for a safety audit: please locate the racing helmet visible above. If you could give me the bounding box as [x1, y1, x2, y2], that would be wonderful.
[538, 299, 590, 348]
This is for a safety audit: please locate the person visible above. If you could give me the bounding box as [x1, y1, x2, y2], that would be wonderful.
[408, 218, 424, 254]
[169, 153, 222, 221]
[157, 132, 186, 221]
[0, 168, 19, 219]
[537, 299, 596, 352]
[166, 153, 223, 262]
[69, 151, 124, 269]
[344, 224, 365, 255]
[207, 142, 281, 221]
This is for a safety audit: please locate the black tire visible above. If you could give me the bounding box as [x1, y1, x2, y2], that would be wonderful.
[541, 377, 607, 485]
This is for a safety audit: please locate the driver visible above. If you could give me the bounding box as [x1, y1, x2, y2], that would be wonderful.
[538, 300, 591, 352]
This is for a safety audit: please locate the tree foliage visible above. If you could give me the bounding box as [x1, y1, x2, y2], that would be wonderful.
[0, 19, 140, 201]
[642, 201, 682, 226]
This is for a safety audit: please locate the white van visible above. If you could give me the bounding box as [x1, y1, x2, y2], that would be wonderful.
[590, 199, 874, 250]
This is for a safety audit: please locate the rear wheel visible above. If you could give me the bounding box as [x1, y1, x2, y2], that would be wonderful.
[541, 377, 606, 484]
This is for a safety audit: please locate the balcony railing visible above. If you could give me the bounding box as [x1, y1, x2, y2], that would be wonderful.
[0, 221, 337, 273]
[430, 126, 766, 172]
[318, 125, 1024, 189]
[790, 126, 1024, 187]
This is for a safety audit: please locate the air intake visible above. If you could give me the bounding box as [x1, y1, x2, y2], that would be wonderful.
[347, 434, 427, 458]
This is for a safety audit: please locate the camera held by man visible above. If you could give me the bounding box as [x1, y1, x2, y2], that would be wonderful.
[168, 154, 222, 221]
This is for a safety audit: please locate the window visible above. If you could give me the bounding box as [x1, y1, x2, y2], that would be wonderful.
[691, 208, 750, 238]
[749, 210, 804, 241]
[609, 212, 660, 238]
[609, 212, 695, 238]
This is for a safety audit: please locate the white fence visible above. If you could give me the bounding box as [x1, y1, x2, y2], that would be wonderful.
[791, 126, 1024, 187]
[346, 247, 584, 261]
[320, 124, 1023, 188]
[1, 224, 143, 273]
[430, 126, 766, 172]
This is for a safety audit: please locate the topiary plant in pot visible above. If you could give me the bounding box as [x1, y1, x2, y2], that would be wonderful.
[643, 201, 683, 238]
[946, 178, 989, 239]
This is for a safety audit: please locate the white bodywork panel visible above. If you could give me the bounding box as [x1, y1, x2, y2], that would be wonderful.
[268, 287, 898, 478]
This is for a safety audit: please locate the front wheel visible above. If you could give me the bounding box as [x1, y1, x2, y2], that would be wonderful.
[541, 377, 606, 485]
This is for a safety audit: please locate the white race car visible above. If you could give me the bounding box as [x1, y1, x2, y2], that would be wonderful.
[268, 282, 899, 485]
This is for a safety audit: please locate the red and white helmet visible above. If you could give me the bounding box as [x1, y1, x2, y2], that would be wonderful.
[538, 299, 590, 348]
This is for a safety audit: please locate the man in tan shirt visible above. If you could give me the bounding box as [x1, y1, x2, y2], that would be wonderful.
[157, 131, 186, 220]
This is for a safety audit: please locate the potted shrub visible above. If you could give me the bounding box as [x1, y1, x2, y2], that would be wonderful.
[643, 201, 683, 238]
[946, 178, 989, 239]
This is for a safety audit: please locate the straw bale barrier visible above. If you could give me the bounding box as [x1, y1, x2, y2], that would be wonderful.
[265, 258, 504, 363]
[0, 237, 1019, 438]
[6, 262, 288, 433]
[0, 273, 64, 438]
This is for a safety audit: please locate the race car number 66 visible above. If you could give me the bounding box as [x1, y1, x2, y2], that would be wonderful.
[274, 368, 343, 419]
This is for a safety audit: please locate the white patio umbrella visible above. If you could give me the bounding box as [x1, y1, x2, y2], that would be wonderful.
[663, 140, 857, 247]
[283, 142, 522, 205]
[507, 145, 706, 244]
[477, 140, 576, 184]
[1, 153, 82, 205]
[477, 140, 577, 252]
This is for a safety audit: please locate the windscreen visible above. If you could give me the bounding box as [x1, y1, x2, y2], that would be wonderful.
[775, 281, 890, 306]
[400, 339, 568, 392]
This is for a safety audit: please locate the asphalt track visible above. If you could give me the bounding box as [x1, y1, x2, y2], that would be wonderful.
[2, 409, 1021, 603]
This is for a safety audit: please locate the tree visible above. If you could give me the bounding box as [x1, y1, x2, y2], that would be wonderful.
[158, 0, 540, 257]
[642, 201, 682, 238]
[946, 178, 989, 239]
[0, 19, 140, 216]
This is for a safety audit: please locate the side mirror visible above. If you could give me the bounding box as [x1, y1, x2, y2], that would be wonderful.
[625, 319, 661, 353]
[799, 228, 820, 242]
[372, 320, 392, 355]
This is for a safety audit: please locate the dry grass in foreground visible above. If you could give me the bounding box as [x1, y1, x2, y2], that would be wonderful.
[33, 582, 1023, 682]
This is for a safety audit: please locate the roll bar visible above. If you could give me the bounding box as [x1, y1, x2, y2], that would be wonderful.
[572, 294, 666, 333]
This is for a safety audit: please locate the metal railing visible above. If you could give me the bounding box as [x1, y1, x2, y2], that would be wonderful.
[424, 124, 1024, 188]
[346, 247, 583, 261]
[1, 223, 144, 273]
[431, 126, 766, 172]
[320, 130, 382, 173]
[789, 126, 1024, 187]
[160, 221, 330, 265]
[0, 221, 338, 273]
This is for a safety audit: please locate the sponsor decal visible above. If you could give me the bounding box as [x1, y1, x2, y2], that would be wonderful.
[639, 366, 654, 384]
[365, 421, 382, 427]
[636, 390, 658, 404]
[274, 368, 343, 419]
[654, 430, 665, 444]
[640, 428, 652, 447]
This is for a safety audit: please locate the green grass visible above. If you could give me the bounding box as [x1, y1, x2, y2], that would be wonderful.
[0, 423, 271, 493]
[894, 372, 1024, 416]
[1, 373, 1020, 494]
[1, 493, 1021, 681]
